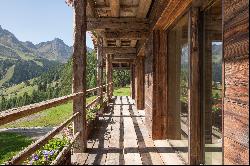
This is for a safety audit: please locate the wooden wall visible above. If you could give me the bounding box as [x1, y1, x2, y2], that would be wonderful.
[223, 0, 249, 164]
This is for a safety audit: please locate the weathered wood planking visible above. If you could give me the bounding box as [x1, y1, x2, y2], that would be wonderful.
[223, 0, 249, 165]
[131, 100, 164, 165]
[105, 104, 121, 165]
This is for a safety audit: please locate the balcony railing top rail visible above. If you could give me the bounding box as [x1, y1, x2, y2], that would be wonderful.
[0, 82, 113, 165]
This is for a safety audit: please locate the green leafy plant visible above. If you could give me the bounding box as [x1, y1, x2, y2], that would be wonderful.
[24, 137, 69, 165]
[212, 105, 221, 113]
[86, 104, 101, 122]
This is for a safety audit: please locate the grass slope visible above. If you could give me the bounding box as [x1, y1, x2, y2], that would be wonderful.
[0, 132, 33, 164]
[0, 65, 15, 87]
[1, 87, 131, 128]
[113, 86, 130, 96]
[1, 96, 97, 128]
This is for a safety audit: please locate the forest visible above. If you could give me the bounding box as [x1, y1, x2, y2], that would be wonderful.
[0, 51, 130, 111]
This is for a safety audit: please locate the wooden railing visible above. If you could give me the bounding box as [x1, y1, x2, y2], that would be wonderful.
[0, 82, 113, 165]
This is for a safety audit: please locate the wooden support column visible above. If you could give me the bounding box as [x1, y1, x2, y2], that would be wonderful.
[110, 55, 113, 97]
[72, 0, 87, 153]
[106, 55, 109, 101]
[135, 56, 145, 110]
[188, 7, 203, 165]
[97, 37, 103, 108]
[130, 64, 135, 99]
[152, 30, 168, 139]
[106, 54, 113, 101]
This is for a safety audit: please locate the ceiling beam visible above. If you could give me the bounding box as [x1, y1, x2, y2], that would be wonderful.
[103, 47, 137, 54]
[112, 59, 135, 63]
[87, 18, 149, 31]
[137, 0, 152, 18]
[110, 0, 120, 17]
[96, 4, 138, 10]
[116, 39, 121, 47]
[87, 0, 98, 17]
[104, 31, 149, 40]
[113, 53, 136, 59]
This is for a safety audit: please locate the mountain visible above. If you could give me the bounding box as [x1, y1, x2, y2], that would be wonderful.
[0, 25, 70, 88]
[0, 25, 73, 63]
[0, 25, 93, 88]
[36, 38, 72, 63]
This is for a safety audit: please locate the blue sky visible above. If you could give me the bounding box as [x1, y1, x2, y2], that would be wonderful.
[0, 0, 94, 48]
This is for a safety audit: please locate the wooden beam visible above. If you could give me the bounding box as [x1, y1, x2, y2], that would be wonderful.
[135, 56, 145, 110]
[96, 4, 138, 9]
[87, 18, 149, 31]
[130, 40, 138, 47]
[87, 0, 98, 17]
[110, 0, 120, 17]
[103, 47, 136, 54]
[131, 64, 135, 99]
[116, 39, 121, 47]
[188, 8, 203, 165]
[137, 0, 152, 18]
[72, 0, 87, 153]
[113, 53, 136, 59]
[106, 54, 113, 101]
[105, 31, 149, 40]
[155, 0, 192, 30]
[152, 30, 168, 140]
[97, 37, 104, 110]
[112, 59, 135, 63]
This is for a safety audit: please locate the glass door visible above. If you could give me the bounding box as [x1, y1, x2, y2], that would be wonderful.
[167, 13, 190, 164]
[203, 0, 223, 165]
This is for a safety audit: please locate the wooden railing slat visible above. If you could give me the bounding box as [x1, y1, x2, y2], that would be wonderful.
[0, 92, 83, 126]
[1, 83, 114, 164]
[7, 112, 79, 165]
[51, 132, 80, 165]
[86, 96, 100, 109]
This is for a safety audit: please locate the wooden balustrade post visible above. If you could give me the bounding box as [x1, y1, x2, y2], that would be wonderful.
[72, 0, 87, 153]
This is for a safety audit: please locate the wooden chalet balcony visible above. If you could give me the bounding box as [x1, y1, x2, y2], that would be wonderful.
[0, 0, 248, 165]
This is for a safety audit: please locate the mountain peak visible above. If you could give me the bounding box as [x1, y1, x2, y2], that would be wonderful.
[52, 38, 65, 44]
[0, 25, 2, 30]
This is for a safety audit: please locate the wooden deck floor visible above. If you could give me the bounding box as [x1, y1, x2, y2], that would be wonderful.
[72, 96, 185, 165]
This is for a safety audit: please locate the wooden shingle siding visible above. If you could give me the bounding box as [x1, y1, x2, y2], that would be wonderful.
[223, 0, 249, 165]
